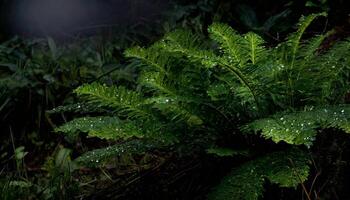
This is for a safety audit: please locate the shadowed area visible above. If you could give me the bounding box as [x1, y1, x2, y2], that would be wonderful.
[7, 0, 169, 37]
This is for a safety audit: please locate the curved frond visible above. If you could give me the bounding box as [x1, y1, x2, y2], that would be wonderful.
[243, 105, 350, 146]
[75, 140, 157, 167]
[138, 71, 176, 95]
[244, 32, 267, 64]
[147, 96, 204, 126]
[55, 116, 143, 140]
[208, 149, 309, 200]
[125, 46, 168, 73]
[208, 23, 247, 66]
[139, 71, 204, 126]
[299, 30, 333, 60]
[287, 12, 327, 66]
[47, 103, 106, 114]
[75, 83, 150, 119]
[161, 30, 219, 68]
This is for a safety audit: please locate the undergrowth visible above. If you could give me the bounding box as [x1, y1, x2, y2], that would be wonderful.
[51, 12, 350, 199]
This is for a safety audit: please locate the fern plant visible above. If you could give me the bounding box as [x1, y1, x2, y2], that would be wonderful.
[52, 13, 350, 199]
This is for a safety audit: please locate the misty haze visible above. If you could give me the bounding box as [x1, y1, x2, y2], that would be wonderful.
[8, 0, 169, 37]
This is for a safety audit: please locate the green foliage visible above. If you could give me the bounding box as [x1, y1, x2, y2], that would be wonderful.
[287, 13, 327, 61]
[53, 13, 350, 199]
[0, 147, 78, 200]
[54, 116, 143, 140]
[75, 83, 149, 119]
[0, 35, 140, 199]
[0, 36, 134, 132]
[208, 23, 248, 66]
[244, 106, 350, 146]
[206, 148, 249, 157]
[0, 180, 32, 200]
[75, 140, 157, 167]
[208, 149, 310, 200]
[306, 0, 330, 12]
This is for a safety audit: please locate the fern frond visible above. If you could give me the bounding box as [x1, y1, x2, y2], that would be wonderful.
[323, 38, 350, 62]
[55, 116, 143, 140]
[47, 103, 106, 114]
[161, 30, 219, 68]
[208, 148, 309, 200]
[299, 30, 333, 60]
[287, 12, 327, 66]
[162, 29, 203, 50]
[210, 165, 264, 200]
[160, 29, 256, 100]
[125, 46, 168, 73]
[160, 29, 260, 112]
[75, 83, 150, 119]
[243, 105, 350, 146]
[138, 71, 204, 126]
[206, 148, 249, 157]
[138, 71, 176, 95]
[207, 82, 231, 101]
[244, 32, 267, 64]
[55, 115, 178, 144]
[208, 23, 247, 66]
[147, 96, 204, 126]
[75, 140, 157, 167]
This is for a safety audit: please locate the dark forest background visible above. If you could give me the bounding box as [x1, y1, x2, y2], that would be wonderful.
[0, 0, 349, 39]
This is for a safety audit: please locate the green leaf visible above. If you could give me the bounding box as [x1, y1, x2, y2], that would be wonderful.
[14, 146, 28, 160]
[54, 147, 77, 172]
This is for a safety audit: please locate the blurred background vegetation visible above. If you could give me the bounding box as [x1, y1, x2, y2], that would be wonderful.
[0, 0, 350, 199]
